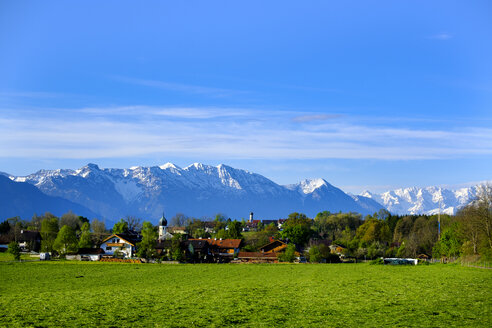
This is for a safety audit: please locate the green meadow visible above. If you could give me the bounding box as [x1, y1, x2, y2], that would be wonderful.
[0, 261, 490, 327]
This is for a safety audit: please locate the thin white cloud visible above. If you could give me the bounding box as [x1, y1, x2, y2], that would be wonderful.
[428, 33, 453, 40]
[292, 114, 342, 123]
[112, 76, 245, 98]
[1, 106, 491, 161]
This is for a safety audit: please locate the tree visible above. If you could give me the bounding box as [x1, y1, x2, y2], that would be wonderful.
[308, 245, 322, 263]
[170, 234, 184, 261]
[53, 225, 78, 255]
[215, 229, 229, 239]
[124, 216, 142, 232]
[0, 220, 11, 234]
[78, 216, 89, 225]
[91, 219, 106, 246]
[458, 185, 492, 256]
[356, 218, 391, 245]
[307, 244, 338, 263]
[213, 214, 227, 232]
[78, 222, 93, 249]
[137, 221, 157, 259]
[28, 214, 43, 231]
[40, 216, 59, 252]
[8, 241, 21, 261]
[227, 220, 242, 239]
[314, 211, 362, 241]
[393, 216, 415, 243]
[433, 223, 461, 258]
[281, 213, 312, 246]
[60, 211, 82, 231]
[242, 230, 273, 252]
[171, 213, 188, 227]
[278, 244, 296, 262]
[112, 219, 129, 234]
[193, 228, 210, 239]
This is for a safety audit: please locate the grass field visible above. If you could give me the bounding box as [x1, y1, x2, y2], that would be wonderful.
[0, 261, 491, 327]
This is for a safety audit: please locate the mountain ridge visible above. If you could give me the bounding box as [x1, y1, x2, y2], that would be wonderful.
[5, 163, 486, 223]
[360, 184, 487, 215]
[8, 163, 383, 223]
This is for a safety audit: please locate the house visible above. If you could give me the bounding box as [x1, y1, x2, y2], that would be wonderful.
[66, 248, 105, 261]
[236, 251, 279, 263]
[329, 244, 346, 256]
[168, 226, 187, 235]
[190, 238, 241, 262]
[277, 219, 287, 230]
[183, 239, 210, 263]
[203, 222, 216, 234]
[260, 240, 287, 253]
[100, 233, 141, 258]
[155, 239, 173, 258]
[383, 258, 418, 265]
[244, 220, 261, 232]
[0, 230, 41, 252]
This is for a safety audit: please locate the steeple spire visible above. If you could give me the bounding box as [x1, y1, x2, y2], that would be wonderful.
[159, 211, 167, 227]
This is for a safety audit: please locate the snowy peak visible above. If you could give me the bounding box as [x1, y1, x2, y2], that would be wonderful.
[76, 163, 101, 178]
[298, 178, 329, 194]
[360, 190, 374, 198]
[362, 184, 487, 215]
[159, 162, 180, 170]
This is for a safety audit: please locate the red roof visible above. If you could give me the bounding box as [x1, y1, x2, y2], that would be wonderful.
[190, 238, 241, 249]
[237, 252, 278, 259]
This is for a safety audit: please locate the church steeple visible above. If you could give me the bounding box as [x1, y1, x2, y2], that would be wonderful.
[158, 211, 168, 241]
[158, 212, 167, 227]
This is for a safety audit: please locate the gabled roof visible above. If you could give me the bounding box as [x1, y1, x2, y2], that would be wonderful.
[260, 240, 287, 252]
[101, 233, 141, 246]
[77, 248, 105, 255]
[192, 238, 241, 249]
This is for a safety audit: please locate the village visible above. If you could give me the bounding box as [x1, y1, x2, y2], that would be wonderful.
[4, 198, 488, 266]
[1, 211, 352, 264]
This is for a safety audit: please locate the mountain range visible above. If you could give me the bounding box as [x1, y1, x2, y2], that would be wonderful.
[2, 163, 485, 225]
[0, 175, 98, 220]
[361, 185, 483, 216]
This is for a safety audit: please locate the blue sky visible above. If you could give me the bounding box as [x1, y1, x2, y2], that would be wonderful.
[0, 1, 491, 193]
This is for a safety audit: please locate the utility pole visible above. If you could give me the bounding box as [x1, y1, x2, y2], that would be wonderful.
[438, 195, 442, 240]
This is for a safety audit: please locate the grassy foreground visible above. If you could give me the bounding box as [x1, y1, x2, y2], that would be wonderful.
[0, 262, 491, 327]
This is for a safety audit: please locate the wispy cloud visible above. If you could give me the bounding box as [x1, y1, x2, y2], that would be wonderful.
[292, 114, 342, 123]
[1, 106, 491, 161]
[427, 33, 453, 40]
[112, 76, 245, 98]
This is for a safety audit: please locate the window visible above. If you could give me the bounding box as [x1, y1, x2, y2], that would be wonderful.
[106, 246, 111, 250]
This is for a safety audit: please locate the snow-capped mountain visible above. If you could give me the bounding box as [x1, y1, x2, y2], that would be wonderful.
[360, 185, 485, 215]
[8, 163, 384, 223]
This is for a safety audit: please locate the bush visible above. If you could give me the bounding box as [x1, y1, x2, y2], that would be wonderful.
[278, 244, 296, 262]
[369, 258, 384, 265]
[8, 241, 21, 261]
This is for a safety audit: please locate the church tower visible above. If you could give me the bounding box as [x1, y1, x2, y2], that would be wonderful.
[158, 212, 168, 241]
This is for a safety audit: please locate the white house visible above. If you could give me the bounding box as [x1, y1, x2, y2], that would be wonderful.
[100, 233, 141, 258]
